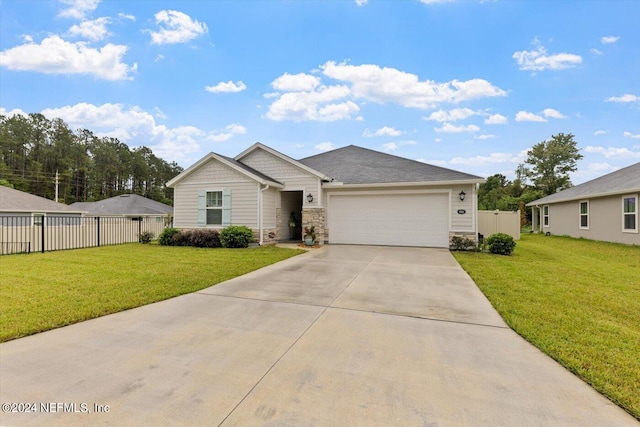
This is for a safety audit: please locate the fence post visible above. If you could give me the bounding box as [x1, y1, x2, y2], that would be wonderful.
[138, 218, 142, 242]
[41, 215, 45, 253]
[97, 216, 101, 247]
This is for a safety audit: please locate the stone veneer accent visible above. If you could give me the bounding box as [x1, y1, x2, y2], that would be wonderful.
[448, 231, 477, 248]
[262, 228, 277, 245]
[302, 207, 325, 246]
[275, 207, 283, 241]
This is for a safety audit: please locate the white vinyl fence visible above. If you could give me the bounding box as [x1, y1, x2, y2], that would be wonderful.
[478, 210, 521, 240]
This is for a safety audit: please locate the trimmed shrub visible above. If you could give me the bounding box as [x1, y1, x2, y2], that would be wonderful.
[486, 233, 516, 256]
[220, 226, 254, 248]
[171, 229, 192, 246]
[450, 236, 476, 251]
[158, 227, 180, 246]
[189, 229, 221, 248]
[139, 231, 155, 244]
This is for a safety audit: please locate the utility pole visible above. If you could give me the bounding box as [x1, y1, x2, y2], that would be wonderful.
[55, 170, 59, 203]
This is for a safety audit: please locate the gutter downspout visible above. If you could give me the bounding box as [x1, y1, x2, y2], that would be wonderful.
[474, 183, 479, 241]
[259, 184, 270, 245]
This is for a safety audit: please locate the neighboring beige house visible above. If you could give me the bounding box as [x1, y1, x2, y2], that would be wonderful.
[527, 162, 640, 245]
[167, 143, 484, 248]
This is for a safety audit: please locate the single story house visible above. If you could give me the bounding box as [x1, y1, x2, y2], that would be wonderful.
[167, 143, 484, 248]
[0, 185, 84, 225]
[527, 162, 640, 245]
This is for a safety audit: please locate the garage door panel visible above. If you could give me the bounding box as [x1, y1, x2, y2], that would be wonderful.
[329, 193, 449, 247]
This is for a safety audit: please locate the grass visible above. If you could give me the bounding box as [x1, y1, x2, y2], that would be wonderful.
[0, 244, 305, 343]
[453, 234, 640, 419]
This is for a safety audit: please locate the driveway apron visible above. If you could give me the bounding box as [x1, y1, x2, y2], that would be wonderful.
[1, 245, 637, 426]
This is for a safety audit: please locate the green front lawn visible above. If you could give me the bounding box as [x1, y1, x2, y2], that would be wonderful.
[453, 234, 640, 419]
[0, 244, 305, 343]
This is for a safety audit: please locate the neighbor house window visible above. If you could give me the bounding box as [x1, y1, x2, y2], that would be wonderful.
[206, 191, 223, 225]
[622, 195, 637, 232]
[579, 201, 589, 229]
[543, 205, 549, 227]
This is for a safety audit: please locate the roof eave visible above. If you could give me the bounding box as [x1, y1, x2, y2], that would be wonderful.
[526, 187, 640, 206]
[322, 178, 484, 189]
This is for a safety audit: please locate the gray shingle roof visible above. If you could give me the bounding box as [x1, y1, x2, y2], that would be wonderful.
[0, 186, 81, 213]
[70, 194, 173, 215]
[527, 162, 640, 206]
[298, 145, 483, 184]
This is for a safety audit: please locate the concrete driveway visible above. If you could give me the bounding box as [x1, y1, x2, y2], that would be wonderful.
[0, 245, 636, 426]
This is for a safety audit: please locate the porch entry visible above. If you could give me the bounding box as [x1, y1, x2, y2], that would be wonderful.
[280, 191, 303, 241]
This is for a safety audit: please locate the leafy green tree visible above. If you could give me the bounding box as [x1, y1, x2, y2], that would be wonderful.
[524, 133, 583, 196]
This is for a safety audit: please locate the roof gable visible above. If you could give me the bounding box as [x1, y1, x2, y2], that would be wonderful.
[527, 162, 640, 205]
[299, 145, 483, 185]
[167, 152, 283, 188]
[0, 186, 81, 213]
[236, 143, 330, 180]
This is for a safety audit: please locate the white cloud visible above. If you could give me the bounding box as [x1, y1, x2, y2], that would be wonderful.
[355, 0, 369, 6]
[420, 0, 456, 3]
[266, 84, 359, 122]
[484, 113, 508, 124]
[0, 107, 29, 117]
[207, 123, 247, 142]
[205, 81, 247, 93]
[118, 13, 135, 21]
[320, 61, 506, 108]
[594, 130, 607, 135]
[40, 102, 203, 162]
[272, 73, 320, 92]
[542, 108, 566, 119]
[382, 142, 398, 152]
[0, 35, 135, 80]
[315, 142, 335, 151]
[153, 107, 167, 120]
[154, 54, 164, 62]
[601, 36, 620, 44]
[590, 48, 603, 55]
[513, 39, 582, 71]
[434, 123, 480, 133]
[623, 131, 640, 139]
[606, 94, 639, 103]
[424, 108, 478, 122]
[363, 126, 403, 137]
[148, 10, 208, 45]
[59, 0, 101, 20]
[427, 150, 527, 167]
[475, 134, 495, 140]
[515, 111, 546, 122]
[585, 145, 640, 158]
[67, 17, 111, 41]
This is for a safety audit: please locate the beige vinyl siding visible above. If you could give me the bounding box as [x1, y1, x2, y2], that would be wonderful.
[239, 148, 322, 207]
[544, 195, 640, 245]
[450, 184, 475, 232]
[172, 158, 259, 229]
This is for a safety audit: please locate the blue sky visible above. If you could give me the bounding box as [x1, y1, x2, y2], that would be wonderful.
[1, 0, 639, 184]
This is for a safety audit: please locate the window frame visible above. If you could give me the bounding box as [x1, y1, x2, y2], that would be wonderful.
[622, 194, 638, 233]
[206, 190, 223, 226]
[543, 205, 549, 228]
[579, 200, 589, 230]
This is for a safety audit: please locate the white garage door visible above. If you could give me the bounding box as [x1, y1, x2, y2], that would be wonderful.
[328, 193, 450, 247]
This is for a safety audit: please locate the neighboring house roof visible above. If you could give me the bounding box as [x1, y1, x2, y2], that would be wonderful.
[167, 151, 284, 188]
[299, 145, 484, 185]
[235, 142, 332, 181]
[70, 194, 174, 215]
[0, 186, 82, 213]
[527, 162, 640, 206]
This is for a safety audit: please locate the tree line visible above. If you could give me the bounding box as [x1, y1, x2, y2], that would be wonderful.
[478, 132, 583, 226]
[0, 113, 183, 205]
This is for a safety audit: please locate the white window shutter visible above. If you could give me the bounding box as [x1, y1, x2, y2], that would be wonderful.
[197, 191, 206, 226]
[222, 189, 231, 226]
